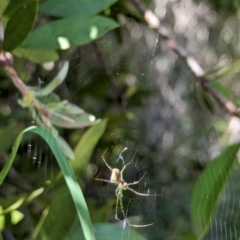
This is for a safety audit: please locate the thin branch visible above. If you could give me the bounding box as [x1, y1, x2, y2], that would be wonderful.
[130, 0, 240, 118]
[0, 19, 4, 50]
[0, 52, 56, 128]
[0, 21, 47, 116]
[3, 63, 45, 111]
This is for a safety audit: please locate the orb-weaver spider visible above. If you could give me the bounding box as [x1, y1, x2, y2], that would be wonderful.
[95, 150, 158, 228]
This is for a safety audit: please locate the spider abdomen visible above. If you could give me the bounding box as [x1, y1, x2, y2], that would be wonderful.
[110, 168, 121, 183]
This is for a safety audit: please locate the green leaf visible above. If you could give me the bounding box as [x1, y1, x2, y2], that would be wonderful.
[94, 223, 148, 240]
[3, 0, 38, 51]
[57, 136, 75, 160]
[0, 187, 44, 214]
[87, 198, 115, 223]
[33, 187, 78, 240]
[191, 143, 240, 239]
[18, 90, 35, 108]
[0, 206, 4, 230]
[67, 222, 147, 240]
[48, 100, 100, 129]
[198, 88, 215, 114]
[0, 123, 19, 154]
[0, 126, 95, 240]
[123, 84, 137, 99]
[13, 48, 59, 64]
[37, 93, 60, 105]
[39, 0, 117, 17]
[0, 209, 24, 230]
[3, 0, 36, 16]
[209, 81, 232, 99]
[28, 61, 69, 96]
[10, 210, 24, 225]
[207, 59, 240, 81]
[39, 0, 49, 4]
[72, 119, 107, 173]
[21, 16, 119, 50]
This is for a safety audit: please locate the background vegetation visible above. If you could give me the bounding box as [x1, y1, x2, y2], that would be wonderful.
[1, 0, 240, 239]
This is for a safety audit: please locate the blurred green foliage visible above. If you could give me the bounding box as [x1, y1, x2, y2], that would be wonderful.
[1, 0, 240, 239]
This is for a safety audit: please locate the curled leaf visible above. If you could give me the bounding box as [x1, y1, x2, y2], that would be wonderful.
[28, 61, 69, 97]
[48, 101, 100, 129]
[18, 90, 35, 108]
[57, 136, 75, 160]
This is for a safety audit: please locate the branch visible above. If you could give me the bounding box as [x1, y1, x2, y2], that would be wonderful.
[0, 19, 4, 50]
[0, 51, 56, 132]
[130, 0, 240, 118]
[2, 60, 45, 111]
[0, 21, 46, 114]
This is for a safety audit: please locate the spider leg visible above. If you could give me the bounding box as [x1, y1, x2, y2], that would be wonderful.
[101, 148, 113, 171]
[121, 159, 133, 174]
[120, 159, 135, 180]
[115, 200, 120, 221]
[119, 201, 154, 228]
[127, 172, 146, 186]
[95, 178, 113, 184]
[127, 222, 154, 228]
[115, 185, 156, 228]
[119, 188, 126, 219]
[115, 186, 126, 222]
[97, 150, 157, 228]
[127, 186, 159, 196]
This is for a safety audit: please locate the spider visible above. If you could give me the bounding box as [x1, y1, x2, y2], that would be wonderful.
[95, 150, 158, 228]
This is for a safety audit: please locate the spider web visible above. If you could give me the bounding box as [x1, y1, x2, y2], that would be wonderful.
[5, 0, 240, 239]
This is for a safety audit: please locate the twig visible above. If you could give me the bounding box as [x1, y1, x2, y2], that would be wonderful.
[130, 0, 240, 118]
[0, 19, 4, 50]
[0, 21, 52, 119]
[0, 52, 58, 130]
[2, 62, 46, 112]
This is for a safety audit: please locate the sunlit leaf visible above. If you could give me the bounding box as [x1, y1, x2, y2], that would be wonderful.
[0, 126, 95, 240]
[72, 119, 107, 173]
[191, 143, 240, 239]
[3, 1, 38, 51]
[39, 0, 117, 17]
[0, 207, 4, 230]
[0, 207, 24, 230]
[10, 210, 24, 225]
[21, 16, 119, 50]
